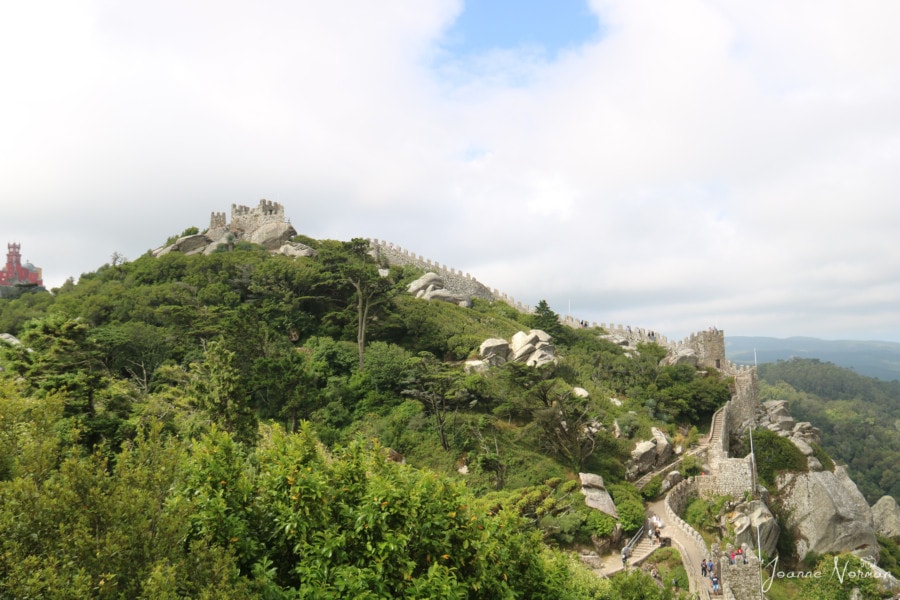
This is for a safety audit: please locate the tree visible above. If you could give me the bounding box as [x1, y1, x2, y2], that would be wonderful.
[318, 238, 395, 372]
[402, 352, 467, 451]
[534, 386, 606, 473]
[250, 348, 318, 432]
[189, 339, 258, 445]
[531, 299, 563, 339]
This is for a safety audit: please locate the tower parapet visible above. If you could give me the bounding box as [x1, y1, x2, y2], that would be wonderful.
[227, 199, 287, 233]
[209, 211, 226, 230]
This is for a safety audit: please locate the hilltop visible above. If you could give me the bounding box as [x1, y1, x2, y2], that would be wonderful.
[1, 211, 898, 598]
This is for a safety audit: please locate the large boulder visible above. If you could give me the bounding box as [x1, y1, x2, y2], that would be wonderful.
[776, 466, 878, 559]
[479, 338, 509, 366]
[277, 242, 317, 258]
[730, 500, 779, 556]
[0, 333, 21, 346]
[407, 272, 471, 306]
[246, 221, 297, 249]
[651, 427, 672, 465]
[408, 272, 443, 295]
[474, 330, 556, 371]
[625, 428, 673, 480]
[156, 233, 212, 256]
[627, 440, 658, 479]
[579, 473, 618, 519]
[510, 330, 540, 354]
[526, 348, 557, 368]
[872, 496, 900, 539]
[660, 347, 698, 367]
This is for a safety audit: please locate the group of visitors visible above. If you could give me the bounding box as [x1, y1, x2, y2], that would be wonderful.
[646, 513, 664, 545]
[728, 546, 747, 565]
[701, 547, 748, 595]
[700, 559, 720, 594]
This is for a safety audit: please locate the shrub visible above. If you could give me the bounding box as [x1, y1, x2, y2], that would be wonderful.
[746, 428, 808, 489]
[641, 475, 663, 500]
[680, 454, 702, 477]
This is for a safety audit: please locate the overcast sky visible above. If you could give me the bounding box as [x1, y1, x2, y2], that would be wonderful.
[2, 1, 899, 343]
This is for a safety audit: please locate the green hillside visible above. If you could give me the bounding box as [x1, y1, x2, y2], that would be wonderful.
[728, 336, 900, 381]
[758, 358, 900, 503]
[6, 235, 895, 598]
[1, 235, 726, 599]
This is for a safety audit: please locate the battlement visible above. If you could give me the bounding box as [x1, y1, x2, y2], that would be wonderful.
[207, 199, 288, 236]
[209, 211, 227, 230]
[369, 239, 496, 303]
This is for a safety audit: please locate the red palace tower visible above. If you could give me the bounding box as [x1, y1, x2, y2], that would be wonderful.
[0, 243, 43, 287]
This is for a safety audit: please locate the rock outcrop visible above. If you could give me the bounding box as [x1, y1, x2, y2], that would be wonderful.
[776, 466, 878, 559]
[729, 500, 779, 556]
[0, 333, 21, 346]
[465, 329, 557, 372]
[153, 200, 308, 258]
[407, 272, 472, 307]
[758, 400, 823, 470]
[625, 427, 674, 480]
[660, 347, 699, 367]
[579, 473, 618, 519]
[872, 495, 900, 539]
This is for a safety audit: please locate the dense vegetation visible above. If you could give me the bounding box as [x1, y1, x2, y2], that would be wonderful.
[758, 358, 900, 503]
[0, 236, 735, 598]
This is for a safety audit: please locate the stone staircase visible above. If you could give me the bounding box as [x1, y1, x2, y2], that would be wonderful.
[633, 444, 706, 490]
[598, 534, 659, 577]
[706, 407, 726, 473]
[628, 536, 657, 565]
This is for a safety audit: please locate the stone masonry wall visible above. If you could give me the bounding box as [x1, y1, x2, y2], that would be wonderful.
[723, 367, 758, 441]
[722, 559, 764, 600]
[207, 199, 288, 240]
[699, 457, 754, 499]
[369, 239, 497, 302]
[665, 478, 709, 555]
[230, 199, 286, 233]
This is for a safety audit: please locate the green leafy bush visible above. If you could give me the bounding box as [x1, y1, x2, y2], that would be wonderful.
[641, 474, 663, 500]
[745, 428, 808, 489]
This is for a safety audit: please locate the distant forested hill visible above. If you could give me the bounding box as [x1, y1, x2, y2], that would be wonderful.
[758, 358, 900, 503]
[727, 336, 900, 381]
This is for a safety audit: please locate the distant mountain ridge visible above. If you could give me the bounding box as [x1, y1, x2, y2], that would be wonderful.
[726, 336, 900, 381]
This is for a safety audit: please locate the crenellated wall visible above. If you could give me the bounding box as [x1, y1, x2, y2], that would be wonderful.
[694, 344, 759, 500]
[369, 239, 499, 303]
[228, 199, 287, 233]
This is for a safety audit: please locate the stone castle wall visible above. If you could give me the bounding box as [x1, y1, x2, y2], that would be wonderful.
[227, 199, 286, 233]
[699, 457, 755, 499]
[664, 477, 710, 554]
[723, 366, 759, 441]
[369, 239, 500, 304]
[722, 559, 763, 600]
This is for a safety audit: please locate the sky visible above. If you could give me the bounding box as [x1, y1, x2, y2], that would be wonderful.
[2, 0, 900, 343]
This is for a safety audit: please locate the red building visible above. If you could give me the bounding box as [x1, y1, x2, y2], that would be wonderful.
[0, 243, 43, 287]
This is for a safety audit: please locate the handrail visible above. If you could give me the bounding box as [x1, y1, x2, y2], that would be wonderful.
[625, 525, 645, 551]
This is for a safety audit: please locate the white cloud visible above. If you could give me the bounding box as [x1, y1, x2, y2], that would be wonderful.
[2, 0, 899, 342]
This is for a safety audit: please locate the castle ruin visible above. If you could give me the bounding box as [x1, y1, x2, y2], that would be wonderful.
[154, 199, 301, 257]
[207, 199, 289, 240]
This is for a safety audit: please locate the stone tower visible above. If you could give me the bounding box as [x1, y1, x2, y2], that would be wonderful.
[687, 329, 727, 370]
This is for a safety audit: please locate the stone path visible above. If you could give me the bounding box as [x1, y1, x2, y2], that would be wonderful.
[648, 497, 712, 597]
[595, 503, 713, 597]
[593, 411, 722, 598]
